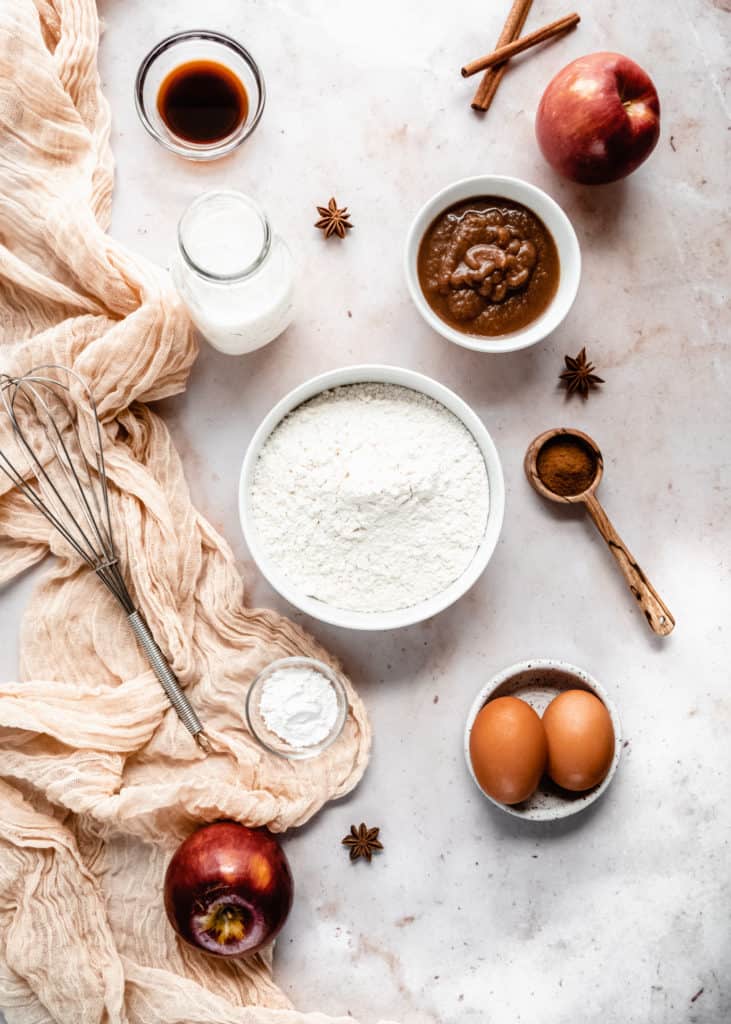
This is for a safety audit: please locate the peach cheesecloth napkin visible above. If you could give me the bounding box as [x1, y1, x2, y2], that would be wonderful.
[0, 3, 382, 1022]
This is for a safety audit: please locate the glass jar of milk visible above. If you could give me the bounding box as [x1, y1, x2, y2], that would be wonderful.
[173, 190, 295, 355]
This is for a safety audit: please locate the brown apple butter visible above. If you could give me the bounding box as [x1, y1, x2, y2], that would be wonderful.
[417, 197, 559, 338]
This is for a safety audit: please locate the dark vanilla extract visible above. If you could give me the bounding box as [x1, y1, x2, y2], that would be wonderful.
[157, 60, 248, 144]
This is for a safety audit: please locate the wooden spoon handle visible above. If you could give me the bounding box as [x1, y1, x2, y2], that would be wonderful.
[583, 493, 675, 636]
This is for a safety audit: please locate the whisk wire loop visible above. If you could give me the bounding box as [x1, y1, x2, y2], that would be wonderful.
[0, 365, 207, 746]
[16, 373, 114, 564]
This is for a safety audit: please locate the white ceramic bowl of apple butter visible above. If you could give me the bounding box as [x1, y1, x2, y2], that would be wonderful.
[404, 176, 581, 353]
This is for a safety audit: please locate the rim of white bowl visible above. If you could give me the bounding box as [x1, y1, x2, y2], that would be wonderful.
[404, 175, 582, 354]
[463, 659, 622, 821]
[239, 364, 505, 631]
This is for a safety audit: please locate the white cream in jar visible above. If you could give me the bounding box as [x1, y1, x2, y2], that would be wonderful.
[173, 190, 295, 355]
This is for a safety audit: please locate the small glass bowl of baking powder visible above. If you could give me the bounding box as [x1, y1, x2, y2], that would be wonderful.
[245, 657, 348, 760]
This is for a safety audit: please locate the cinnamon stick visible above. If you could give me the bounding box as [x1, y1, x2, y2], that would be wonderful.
[462, 13, 580, 77]
[471, 0, 533, 112]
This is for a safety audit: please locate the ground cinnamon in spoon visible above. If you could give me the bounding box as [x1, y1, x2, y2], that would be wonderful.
[536, 434, 598, 496]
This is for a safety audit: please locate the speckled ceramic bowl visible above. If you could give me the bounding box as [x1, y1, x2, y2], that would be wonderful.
[464, 659, 622, 821]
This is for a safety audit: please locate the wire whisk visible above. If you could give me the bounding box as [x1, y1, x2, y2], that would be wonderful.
[0, 365, 208, 750]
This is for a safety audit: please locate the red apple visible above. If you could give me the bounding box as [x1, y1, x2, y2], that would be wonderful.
[164, 821, 293, 957]
[535, 52, 660, 185]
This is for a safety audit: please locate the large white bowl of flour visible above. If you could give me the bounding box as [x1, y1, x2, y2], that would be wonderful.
[239, 365, 505, 630]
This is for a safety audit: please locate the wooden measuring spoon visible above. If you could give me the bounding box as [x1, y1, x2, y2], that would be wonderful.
[524, 428, 675, 637]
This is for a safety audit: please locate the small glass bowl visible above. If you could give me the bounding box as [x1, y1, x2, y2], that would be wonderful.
[245, 657, 348, 760]
[134, 30, 265, 161]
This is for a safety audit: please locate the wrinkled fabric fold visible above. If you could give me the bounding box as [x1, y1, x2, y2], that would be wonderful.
[0, 2, 380, 1022]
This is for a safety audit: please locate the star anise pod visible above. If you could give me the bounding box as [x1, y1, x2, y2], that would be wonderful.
[315, 197, 353, 239]
[341, 822, 383, 862]
[559, 347, 605, 399]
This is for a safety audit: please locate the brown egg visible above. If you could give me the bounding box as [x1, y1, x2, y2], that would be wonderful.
[542, 689, 615, 792]
[469, 696, 548, 805]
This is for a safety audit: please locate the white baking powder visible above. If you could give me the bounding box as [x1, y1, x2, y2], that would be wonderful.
[259, 666, 339, 747]
[250, 382, 490, 613]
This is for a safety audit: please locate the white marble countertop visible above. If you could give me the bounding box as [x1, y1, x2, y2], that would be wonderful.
[2, 1, 730, 1021]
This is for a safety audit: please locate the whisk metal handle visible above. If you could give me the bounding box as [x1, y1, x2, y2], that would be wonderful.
[128, 611, 209, 751]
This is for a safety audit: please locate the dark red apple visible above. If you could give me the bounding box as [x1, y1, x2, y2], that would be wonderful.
[536, 52, 660, 185]
[164, 821, 293, 957]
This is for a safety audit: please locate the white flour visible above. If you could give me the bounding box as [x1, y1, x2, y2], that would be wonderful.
[259, 665, 338, 747]
[250, 382, 490, 613]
